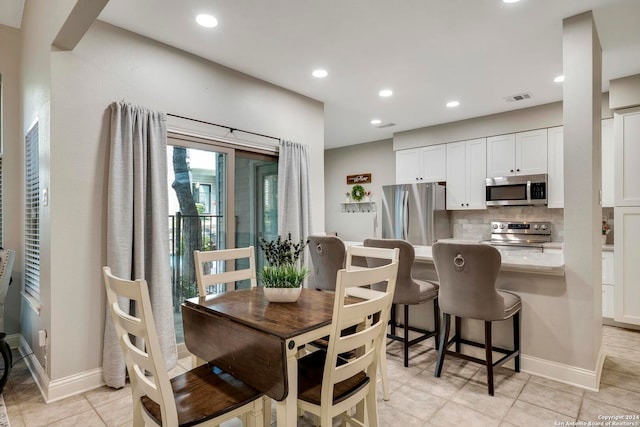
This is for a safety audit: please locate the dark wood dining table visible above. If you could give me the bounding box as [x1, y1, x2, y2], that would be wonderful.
[181, 287, 340, 426]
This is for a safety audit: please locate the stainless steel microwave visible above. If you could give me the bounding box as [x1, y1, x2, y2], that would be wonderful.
[485, 174, 548, 206]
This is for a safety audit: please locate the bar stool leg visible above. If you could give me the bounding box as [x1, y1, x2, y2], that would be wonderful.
[514, 312, 521, 373]
[433, 298, 440, 351]
[390, 304, 397, 336]
[403, 304, 410, 368]
[435, 313, 450, 377]
[485, 321, 494, 396]
[454, 316, 462, 353]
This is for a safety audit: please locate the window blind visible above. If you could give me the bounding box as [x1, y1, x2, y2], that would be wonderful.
[24, 122, 40, 299]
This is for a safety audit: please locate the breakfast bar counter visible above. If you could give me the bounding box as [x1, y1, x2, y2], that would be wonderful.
[412, 243, 565, 276]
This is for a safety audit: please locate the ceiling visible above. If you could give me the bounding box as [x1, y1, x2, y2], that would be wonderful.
[6, 1, 640, 149]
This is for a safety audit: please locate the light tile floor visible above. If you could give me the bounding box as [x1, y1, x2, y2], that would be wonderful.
[3, 325, 640, 426]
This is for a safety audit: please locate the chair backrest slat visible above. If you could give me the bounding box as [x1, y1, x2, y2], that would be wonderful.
[194, 247, 257, 295]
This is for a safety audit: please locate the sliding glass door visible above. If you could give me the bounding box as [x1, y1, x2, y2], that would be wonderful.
[167, 133, 277, 345]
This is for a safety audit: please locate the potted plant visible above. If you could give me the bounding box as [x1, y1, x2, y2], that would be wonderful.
[259, 233, 309, 302]
[602, 220, 611, 245]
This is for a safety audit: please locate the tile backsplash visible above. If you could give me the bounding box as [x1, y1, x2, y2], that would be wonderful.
[450, 207, 565, 242]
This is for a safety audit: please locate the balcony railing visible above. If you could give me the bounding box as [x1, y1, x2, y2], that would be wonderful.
[169, 213, 223, 310]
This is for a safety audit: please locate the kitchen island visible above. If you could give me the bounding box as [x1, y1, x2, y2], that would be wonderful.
[345, 240, 604, 391]
[412, 243, 565, 275]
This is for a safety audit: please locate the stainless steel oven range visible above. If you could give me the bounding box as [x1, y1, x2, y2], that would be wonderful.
[489, 221, 552, 251]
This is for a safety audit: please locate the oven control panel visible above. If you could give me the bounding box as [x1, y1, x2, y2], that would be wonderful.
[491, 221, 551, 235]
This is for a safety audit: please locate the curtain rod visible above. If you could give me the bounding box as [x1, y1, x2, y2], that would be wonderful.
[167, 113, 281, 142]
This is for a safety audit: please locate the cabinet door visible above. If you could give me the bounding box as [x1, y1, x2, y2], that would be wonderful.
[547, 126, 564, 208]
[614, 108, 640, 206]
[602, 251, 614, 285]
[614, 207, 640, 325]
[516, 129, 548, 175]
[446, 141, 467, 210]
[420, 145, 447, 182]
[396, 148, 421, 184]
[602, 118, 615, 207]
[603, 285, 614, 318]
[486, 134, 516, 177]
[466, 138, 487, 209]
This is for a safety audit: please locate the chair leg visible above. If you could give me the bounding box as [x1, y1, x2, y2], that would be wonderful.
[262, 396, 272, 427]
[403, 304, 410, 368]
[365, 383, 379, 427]
[485, 321, 494, 396]
[379, 337, 390, 400]
[455, 316, 462, 353]
[433, 298, 440, 351]
[435, 313, 450, 377]
[513, 311, 521, 373]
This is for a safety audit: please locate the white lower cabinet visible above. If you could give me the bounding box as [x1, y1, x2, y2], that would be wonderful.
[614, 208, 640, 325]
[602, 251, 614, 318]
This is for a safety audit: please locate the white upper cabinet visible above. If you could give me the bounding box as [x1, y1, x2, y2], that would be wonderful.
[446, 138, 487, 210]
[615, 108, 640, 206]
[486, 134, 515, 177]
[396, 148, 421, 183]
[547, 126, 564, 209]
[395, 145, 446, 184]
[486, 129, 547, 177]
[602, 118, 615, 207]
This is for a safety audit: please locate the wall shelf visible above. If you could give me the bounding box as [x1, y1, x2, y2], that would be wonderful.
[341, 201, 376, 213]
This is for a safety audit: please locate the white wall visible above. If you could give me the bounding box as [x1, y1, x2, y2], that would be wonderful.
[20, 0, 78, 377]
[0, 24, 22, 335]
[17, 10, 324, 385]
[610, 74, 640, 109]
[394, 96, 612, 151]
[324, 139, 394, 241]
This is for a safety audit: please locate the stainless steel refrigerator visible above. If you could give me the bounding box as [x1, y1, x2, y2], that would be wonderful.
[380, 183, 451, 246]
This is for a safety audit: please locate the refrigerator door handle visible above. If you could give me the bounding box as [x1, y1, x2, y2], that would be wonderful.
[402, 190, 409, 240]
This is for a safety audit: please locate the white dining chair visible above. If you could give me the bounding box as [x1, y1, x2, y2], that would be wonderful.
[296, 246, 399, 426]
[102, 266, 264, 426]
[194, 246, 257, 296]
[345, 245, 399, 401]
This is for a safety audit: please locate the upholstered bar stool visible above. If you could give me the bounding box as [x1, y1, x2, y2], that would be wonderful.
[432, 242, 521, 396]
[308, 235, 346, 290]
[363, 238, 440, 368]
[308, 235, 393, 400]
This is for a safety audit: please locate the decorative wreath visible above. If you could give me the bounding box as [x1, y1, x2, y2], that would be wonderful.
[351, 184, 366, 202]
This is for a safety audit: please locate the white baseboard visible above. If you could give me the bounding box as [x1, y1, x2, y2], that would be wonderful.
[5, 333, 21, 350]
[521, 346, 606, 392]
[18, 335, 105, 403]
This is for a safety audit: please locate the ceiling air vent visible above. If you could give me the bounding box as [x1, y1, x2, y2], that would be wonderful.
[504, 92, 533, 102]
[377, 122, 396, 129]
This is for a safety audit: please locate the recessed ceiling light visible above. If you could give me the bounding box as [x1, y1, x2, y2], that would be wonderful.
[379, 89, 393, 97]
[503, 0, 520, 3]
[446, 100, 460, 108]
[370, 119, 382, 125]
[312, 69, 328, 78]
[554, 75, 565, 83]
[196, 14, 218, 28]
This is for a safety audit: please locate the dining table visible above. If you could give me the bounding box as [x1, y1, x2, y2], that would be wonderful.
[181, 287, 346, 426]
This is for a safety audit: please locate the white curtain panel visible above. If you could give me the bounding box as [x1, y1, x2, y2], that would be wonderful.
[277, 140, 312, 251]
[102, 102, 177, 388]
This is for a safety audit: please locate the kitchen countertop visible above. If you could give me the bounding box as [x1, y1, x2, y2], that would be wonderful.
[413, 244, 565, 276]
[345, 240, 565, 276]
